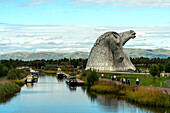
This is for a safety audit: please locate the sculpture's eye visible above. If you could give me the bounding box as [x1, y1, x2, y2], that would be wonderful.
[119, 57, 124, 62]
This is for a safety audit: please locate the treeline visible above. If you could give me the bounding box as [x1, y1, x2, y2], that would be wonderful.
[0, 57, 169, 75]
[131, 57, 170, 67]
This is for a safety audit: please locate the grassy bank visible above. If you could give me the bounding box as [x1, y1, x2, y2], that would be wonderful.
[0, 81, 21, 100]
[40, 70, 57, 74]
[98, 73, 170, 88]
[90, 81, 170, 107]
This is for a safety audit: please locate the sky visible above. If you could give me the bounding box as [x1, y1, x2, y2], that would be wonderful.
[0, 0, 170, 54]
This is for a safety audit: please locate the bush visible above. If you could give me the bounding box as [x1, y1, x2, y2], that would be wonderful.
[14, 80, 25, 87]
[158, 64, 164, 72]
[0, 81, 20, 99]
[165, 62, 170, 73]
[86, 71, 99, 85]
[0, 63, 8, 77]
[149, 65, 160, 76]
[7, 69, 25, 80]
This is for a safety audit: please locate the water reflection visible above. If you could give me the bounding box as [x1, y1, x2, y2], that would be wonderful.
[66, 85, 77, 92]
[26, 83, 33, 88]
[85, 90, 170, 113]
[56, 78, 64, 82]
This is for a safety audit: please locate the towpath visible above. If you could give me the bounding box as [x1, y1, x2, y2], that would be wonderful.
[0, 76, 7, 82]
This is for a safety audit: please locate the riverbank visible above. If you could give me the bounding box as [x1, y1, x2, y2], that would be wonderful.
[90, 81, 170, 107]
[0, 81, 21, 101]
[0, 69, 28, 102]
[40, 70, 57, 74]
[98, 72, 170, 88]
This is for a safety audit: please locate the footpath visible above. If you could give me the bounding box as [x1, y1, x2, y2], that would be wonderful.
[0, 76, 7, 82]
[99, 78, 170, 95]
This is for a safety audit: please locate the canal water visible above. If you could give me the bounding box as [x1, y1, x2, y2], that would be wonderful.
[0, 74, 169, 113]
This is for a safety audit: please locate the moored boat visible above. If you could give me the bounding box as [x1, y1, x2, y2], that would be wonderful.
[25, 75, 34, 83]
[56, 70, 65, 79]
[66, 76, 78, 86]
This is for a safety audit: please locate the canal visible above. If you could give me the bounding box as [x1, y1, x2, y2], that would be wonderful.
[0, 74, 168, 113]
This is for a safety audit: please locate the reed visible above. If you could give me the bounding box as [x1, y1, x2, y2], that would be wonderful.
[90, 81, 170, 107]
[0, 81, 20, 99]
[126, 86, 170, 107]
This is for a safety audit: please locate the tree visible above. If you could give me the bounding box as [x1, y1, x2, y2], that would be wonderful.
[158, 64, 164, 72]
[86, 71, 99, 85]
[7, 69, 24, 80]
[149, 65, 160, 76]
[0, 63, 8, 76]
[165, 62, 170, 73]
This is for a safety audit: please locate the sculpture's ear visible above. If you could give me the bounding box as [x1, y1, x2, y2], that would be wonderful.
[112, 32, 120, 44]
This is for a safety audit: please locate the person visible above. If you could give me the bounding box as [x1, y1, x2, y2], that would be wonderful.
[127, 78, 130, 85]
[136, 78, 139, 85]
[123, 78, 126, 84]
[117, 77, 120, 81]
[111, 75, 114, 81]
[102, 74, 104, 79]
[114, 75, 116, 80]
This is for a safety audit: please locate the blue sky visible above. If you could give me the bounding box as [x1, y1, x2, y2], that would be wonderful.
[0, 0, 170, 54]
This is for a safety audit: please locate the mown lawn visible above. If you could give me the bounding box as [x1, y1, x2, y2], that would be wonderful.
[98, 73, 170, 88]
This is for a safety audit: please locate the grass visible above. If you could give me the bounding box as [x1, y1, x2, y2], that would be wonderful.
[90, 81, 170, 107]
[0, 81, 21, 99]
[126, 86, 170, 107]
[98, 73, 170, 88]
[14, 80, 25, 87]
[40, 70, 57, 74]
[90, 81, 124, 94]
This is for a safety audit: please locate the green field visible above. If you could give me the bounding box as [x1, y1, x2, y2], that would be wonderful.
[98, 73, 170, 88]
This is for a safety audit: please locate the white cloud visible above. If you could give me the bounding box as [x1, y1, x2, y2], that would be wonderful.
[48, 40, 63, 44]
[23, 0, 56, 7]
[0, 28, 9, 31]
[18, 41, 24, 44]
[96, 27, 109, 31]
[70, 0, 170, 8]
[32, 39, 44, 44]
[0, 40, 10, 44]
[0, 23, 170, 54]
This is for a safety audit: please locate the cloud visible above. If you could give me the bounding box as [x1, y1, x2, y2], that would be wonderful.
[0, 23, 170, 54]
[0, 40, 10, 44]
[0, 28, 9, 32]
[70, 0, 170, 8]
[23, 0, 56, 7]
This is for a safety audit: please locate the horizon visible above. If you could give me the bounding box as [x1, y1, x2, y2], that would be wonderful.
[0, 0, 170, 54]
[0, 48, 169, 55]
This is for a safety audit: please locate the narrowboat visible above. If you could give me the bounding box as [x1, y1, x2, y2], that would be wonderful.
[66, 77, 78, 86]
[56, 70, 65, 79]
[25, 75, 34, 83]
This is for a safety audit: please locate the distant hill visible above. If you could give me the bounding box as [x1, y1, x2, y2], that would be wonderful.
[124, 48, 170, 58]
[0, 51, 89, 60]
[0, 48, 169, 60]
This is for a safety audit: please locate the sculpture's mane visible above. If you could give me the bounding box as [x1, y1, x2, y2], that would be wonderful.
[89, 31, 119, 55]
[94, 31, 118, 46]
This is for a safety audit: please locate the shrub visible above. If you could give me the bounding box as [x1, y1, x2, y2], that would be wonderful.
[14, 80, 25, 87]
[86, 71, 99, 85]
[81, 70, 88, 77]
[0, 81, 20, 99]
[165, 62, 170, 73]
[158, 64, 164, 72]
[7, 69, 25, 80]
[0, 63, 8, 77]
[149, 65, 160, 76]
